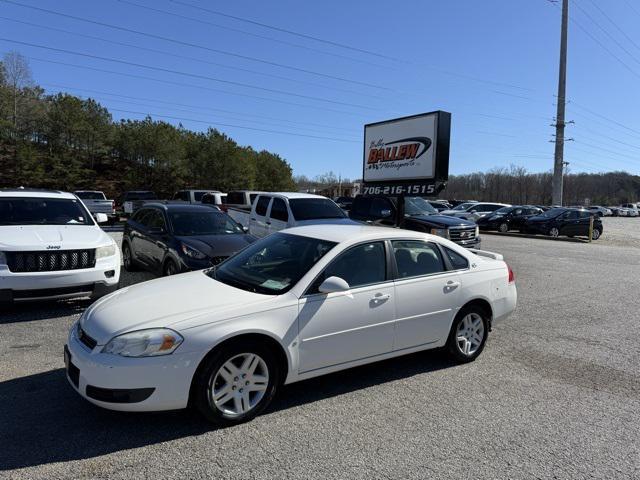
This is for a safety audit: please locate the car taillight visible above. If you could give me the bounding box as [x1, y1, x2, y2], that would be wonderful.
[507, 264, 515, 283]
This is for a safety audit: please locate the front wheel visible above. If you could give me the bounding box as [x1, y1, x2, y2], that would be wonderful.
[498, 222, 509, 233]
[549, 227, 560, 238]
[446, 306, 489, 363]
[591, 228, 601, 240]
[193, 342, 280, 426]
[122, 243, 138, 272]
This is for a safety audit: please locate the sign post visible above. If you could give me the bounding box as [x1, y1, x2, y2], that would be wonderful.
[362, 110, 451, 196]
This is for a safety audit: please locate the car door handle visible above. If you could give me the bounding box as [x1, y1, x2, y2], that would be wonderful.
[371, 293, 390, 302]
[445, 280, 461, 290]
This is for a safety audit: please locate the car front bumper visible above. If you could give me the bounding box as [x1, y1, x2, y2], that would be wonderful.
[65, 327, 202, 412]
[0, 255, 120, 302]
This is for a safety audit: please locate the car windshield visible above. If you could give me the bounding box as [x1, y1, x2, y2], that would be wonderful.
[452, 202, 475, 211]
[494, 207, 514, 214]
[288, 198, 346, 220]
[0, 197, 93, 226]
[404, 197, 437, 215]
[208, 233, 336, 295]
[75, 191, 105, 200]
[169, 211, 243, 236]
[538, 207, 565, 218]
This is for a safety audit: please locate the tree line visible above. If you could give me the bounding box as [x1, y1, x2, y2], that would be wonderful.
[444, 165, 640, 206]
[0, 52, 296, 199]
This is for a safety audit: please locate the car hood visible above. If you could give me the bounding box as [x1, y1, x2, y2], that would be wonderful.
[0, 224, 111, 250]
[177, 233, 256, 257]
[81, 270, 281, 344]
[406, 214, 475, 227]
[439, 210, 469, 217]
[296, 218, 361, 226]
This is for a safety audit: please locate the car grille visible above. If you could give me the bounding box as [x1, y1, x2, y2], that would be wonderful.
[211, 256, 228, 266]
[449, 226, 477, 241]
[6, 249, 96, 273]
[78, 326, 97, 350]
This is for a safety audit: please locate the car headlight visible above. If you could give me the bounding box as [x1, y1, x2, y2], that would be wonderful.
[0, 251, 6, 265]
[102, 328, 184, 357]
[96, 244, 116, 259]
[430, 228, 449, 239]
[181, 243, 206, 259]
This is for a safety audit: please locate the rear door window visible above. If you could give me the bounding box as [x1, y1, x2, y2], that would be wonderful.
[369, 198, 393, 218]
[270, 198, 289, 222]
[392, 240, 446, 278]
[352, 197, 371, 217]
[255, 196, 271, 216]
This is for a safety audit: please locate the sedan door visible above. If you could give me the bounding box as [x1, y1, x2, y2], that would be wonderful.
[559, 210, 580, 236]
[391, 240, 462, 350]
[297, 241, 395, 373]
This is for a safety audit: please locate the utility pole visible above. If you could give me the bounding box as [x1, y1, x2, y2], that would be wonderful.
[552, 0, 569, 206]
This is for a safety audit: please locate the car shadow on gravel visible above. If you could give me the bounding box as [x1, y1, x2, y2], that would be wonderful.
[0, 350, 455, 470]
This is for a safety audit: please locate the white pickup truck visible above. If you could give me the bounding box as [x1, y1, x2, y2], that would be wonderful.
[227, 192, 360, 238]
[74, 191, 116, 223]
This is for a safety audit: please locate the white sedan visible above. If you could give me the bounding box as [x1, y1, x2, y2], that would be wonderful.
[65, 225, 517, 425]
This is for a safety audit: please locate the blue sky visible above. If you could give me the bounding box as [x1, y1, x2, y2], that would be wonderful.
[1, 0, 639, 179]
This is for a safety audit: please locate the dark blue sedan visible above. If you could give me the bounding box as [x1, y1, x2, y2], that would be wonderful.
[122, 203, 257, 276]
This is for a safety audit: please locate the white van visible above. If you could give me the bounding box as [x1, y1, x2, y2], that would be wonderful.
[0, 189, 120, 303]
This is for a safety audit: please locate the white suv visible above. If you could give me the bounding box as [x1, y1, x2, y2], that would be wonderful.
[0, 189, 120, 303]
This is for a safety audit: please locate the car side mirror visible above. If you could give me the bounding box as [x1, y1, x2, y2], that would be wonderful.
[380, 209, 392, 218]
[95, 213, 108, 223]
[318, 276, 350, 294]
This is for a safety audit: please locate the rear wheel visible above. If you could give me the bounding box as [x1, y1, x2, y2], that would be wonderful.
[498, 222, 509, 233]
[446, 306, 489, 363]
[549, 227, 560, 238]
[591, 228, 601, 240]
[122, 243, 138, 272]
[193, 341, 280, 426]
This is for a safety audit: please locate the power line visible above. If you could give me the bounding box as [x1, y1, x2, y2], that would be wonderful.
[0, 0, 390, 90]
[568, 100, 640, 137]
[0, 16, 383, 100]
[0, 38, 377, 110]
[116, 0, 386, 68]
[169, 0, 535, 92]
[586, 0, 640, 55]
[571, 0, 640, 67]
[622, 0, 640, 19]
[107, 108, 361, 143]
[40, 83, 361, 134]
[19, 54, 366, 116]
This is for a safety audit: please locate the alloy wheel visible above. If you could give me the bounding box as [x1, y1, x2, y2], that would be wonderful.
[123, 246, 131, 268]
[210, 353, 269, 417]
[499, 223, 508, 233]
[549, 227, 560, 238]
[456, 313, 485, 356]
[592, 229, 600, 240]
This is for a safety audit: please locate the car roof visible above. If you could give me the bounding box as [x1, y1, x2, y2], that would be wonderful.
[282, 224, 427, 243]
[258, 192, 329, 200]
[0, 189, 75, 199]
[143, 203, 221, 212]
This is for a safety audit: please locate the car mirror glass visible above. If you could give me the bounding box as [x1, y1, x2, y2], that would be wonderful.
[318, 276, 350, 294]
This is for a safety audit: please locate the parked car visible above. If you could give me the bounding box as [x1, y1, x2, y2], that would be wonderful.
[0, 188, 120, 303]
[522, 207, 603, 239]
[585, 206, 612, 217]
[428, 200, 452, 212]
[349, 195, 481, 249]
[74, 191, 116, 223]
[122, 203, 256, 276]
[448, 200, 478, 208]
[118, 191, 157, 216]
[334, 196, 353, 211]
[201, 192, 228, 207]
[609, 206, 627, 217]
[620, 204, 639, 217]
[221, 190, 264, 213]
[476, 206, 543, 232]
[65, 225, 517, 425]
[227, 192, 359, 238]
[173, 189, 221, 204]
[440, 202, 511, 222]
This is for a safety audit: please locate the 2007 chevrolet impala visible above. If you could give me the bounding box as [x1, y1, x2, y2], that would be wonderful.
[65, 225, 517, 425]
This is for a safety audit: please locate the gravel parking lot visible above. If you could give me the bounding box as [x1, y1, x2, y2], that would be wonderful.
[1, 218, 639, 479]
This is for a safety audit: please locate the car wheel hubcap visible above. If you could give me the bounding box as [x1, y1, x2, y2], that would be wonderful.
[456, 313, 484, 356]
[550, 228, 559, 237]
[211, 353, 269, 417]
[592, 230, 600, 239]
[499, 223, 508, 232]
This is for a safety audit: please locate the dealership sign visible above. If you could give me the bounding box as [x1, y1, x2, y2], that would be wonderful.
[362, 111, 450, 195]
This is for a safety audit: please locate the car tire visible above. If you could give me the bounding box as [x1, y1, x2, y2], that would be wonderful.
[591, 229, 601, 240]
[163, 258, 180, 276]
[122, 243, 138, 272]
[549, 227, 560, 238]
[498, 222, 509, 233]
[446, 305, 489, 363]
[193, 340, 280, 426]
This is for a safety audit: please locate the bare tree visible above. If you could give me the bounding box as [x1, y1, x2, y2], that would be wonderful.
[3, 51, 33, 132]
